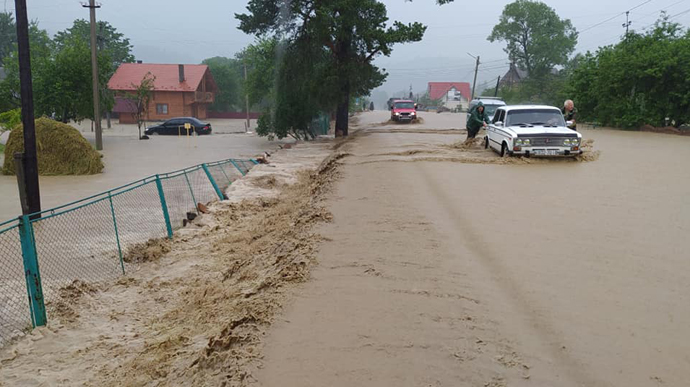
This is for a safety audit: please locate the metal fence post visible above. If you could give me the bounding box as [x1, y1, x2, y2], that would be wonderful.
[202, 163, 225, 200]
[108, 193, 126, 275]
[18, 215, 47, 327]
[230, 159, 246, 176]
[239, 160, 248, 174]
[250, 159, 259, 165]
[155, 175, 174, 239]
[183, 170, 199, 214]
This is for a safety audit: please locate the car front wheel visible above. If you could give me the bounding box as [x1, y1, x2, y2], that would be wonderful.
[500, 142, 509, 157]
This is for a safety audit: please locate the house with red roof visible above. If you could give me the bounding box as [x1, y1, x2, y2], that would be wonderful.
[108, 63, 218, 124]
[427, 82, 472, 110]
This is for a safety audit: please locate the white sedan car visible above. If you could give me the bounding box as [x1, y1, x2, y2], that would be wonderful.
[485, 105, 583, 157]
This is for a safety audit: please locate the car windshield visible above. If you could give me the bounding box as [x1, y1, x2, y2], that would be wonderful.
[483, 104, 503, 117]
[506, 109, 565, 127]
[395, 102, 414, 109]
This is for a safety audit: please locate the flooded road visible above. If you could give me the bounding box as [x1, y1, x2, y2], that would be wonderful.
[257, 111, 690, 386]
[0, 131, 285, 219]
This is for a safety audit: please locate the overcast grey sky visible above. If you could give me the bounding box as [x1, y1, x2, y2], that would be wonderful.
[5, 0, 690, 97]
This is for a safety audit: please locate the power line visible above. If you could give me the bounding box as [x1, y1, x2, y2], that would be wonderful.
[670, 6, 690, 17]
[579, 0, 654, 33]
[579, 0, 689, 52]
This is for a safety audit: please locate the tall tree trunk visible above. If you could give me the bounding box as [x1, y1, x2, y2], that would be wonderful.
[335, 79, 350, 137]
[334, 25, 352, 138]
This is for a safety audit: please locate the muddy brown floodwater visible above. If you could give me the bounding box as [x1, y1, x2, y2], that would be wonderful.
[256, 111, 690, 387]
[0, 111, 689, 387]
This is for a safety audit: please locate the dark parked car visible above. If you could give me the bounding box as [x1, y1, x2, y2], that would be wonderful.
[145, 117, 212, 135]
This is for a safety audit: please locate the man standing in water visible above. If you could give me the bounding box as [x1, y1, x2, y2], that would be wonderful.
[466, 102, 490, 139]
[563, 100, 577, 130]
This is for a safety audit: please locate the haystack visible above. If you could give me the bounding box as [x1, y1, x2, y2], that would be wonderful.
[2, 118, 104, 175]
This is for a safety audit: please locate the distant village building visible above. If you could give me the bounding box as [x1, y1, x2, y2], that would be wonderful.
[108, 63, 218, 124]
[498, 63, 560, 90]
[499, 63, 528, 89]
[427, 82, 472, 110]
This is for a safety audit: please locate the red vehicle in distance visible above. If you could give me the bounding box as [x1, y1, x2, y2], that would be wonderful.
[390, 99, 418, 123]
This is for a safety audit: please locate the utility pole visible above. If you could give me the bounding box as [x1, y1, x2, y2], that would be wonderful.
[623, 11, 632, 35]
[494, 76, 501, 97]
[13, 0, 41, 217]
[244, 62, 250, 131]
[83, 0, 102, 150]
[468, 53, 480, 101]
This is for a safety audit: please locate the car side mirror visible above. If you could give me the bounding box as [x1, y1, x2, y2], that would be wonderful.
[566, 120, 574, 126]
[494, 121, 503, 126]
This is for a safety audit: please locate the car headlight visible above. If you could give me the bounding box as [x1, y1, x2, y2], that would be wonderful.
[515, 139, 523, 146]
[563, 139, 572, 146]
[411, 111, 416, 115]
[523, 139, 531, 146]
[394, 112, 400, 115]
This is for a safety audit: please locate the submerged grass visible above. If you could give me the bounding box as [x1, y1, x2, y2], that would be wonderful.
[2, 118, 104, 176]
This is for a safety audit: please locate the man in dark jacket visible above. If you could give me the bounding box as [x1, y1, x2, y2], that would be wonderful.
[562, 99, 577, 130]
[467, 101, 490, 138]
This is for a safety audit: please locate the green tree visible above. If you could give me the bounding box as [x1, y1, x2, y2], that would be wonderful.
[415, 92, 442, 108]
[488, 0, 577, 77]
[240, 38, 280, 109]
[201, 56, 242, 112]
[252, 38, 335, 140]
[54, 19, 132, 127]
[0, 108, 21, 131]
[0, 12, 16, 66]
[570, 16, 690, 128]
[125, 72, 156, 139]
[34, 38, 113, 122]
[54, 19, 134, 69]
[0, 21, 54, 112]
[236, 0, 426, 136]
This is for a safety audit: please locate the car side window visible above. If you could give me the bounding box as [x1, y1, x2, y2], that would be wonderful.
[166, 119, 180, 126]
[493, 109, 504, 124]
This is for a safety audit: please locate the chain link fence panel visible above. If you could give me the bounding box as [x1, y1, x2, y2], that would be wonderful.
[0, 220, 30, 347]
[0, 158, 256, 347]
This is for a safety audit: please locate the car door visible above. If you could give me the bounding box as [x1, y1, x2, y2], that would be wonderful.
[165, 119, 181, 135]
[488, 109, 506, 151]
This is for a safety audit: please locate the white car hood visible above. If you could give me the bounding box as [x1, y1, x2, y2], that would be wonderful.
[506, 125, 579, 136]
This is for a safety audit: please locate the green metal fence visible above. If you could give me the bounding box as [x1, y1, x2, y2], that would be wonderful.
[0, 158, 257, 347]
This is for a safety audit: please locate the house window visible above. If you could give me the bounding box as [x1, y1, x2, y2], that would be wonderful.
[156, 104, 168, 115]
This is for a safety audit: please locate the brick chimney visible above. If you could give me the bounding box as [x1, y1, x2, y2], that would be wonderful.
[178, 64, 185, 83]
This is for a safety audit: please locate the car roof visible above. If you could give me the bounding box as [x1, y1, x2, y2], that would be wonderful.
[168, 117, 204, 121]
[470, 98, 506, 106]
[393, 99, 414, 103]
[500, 105, 561, 111]
[472, 97, 505, 102]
